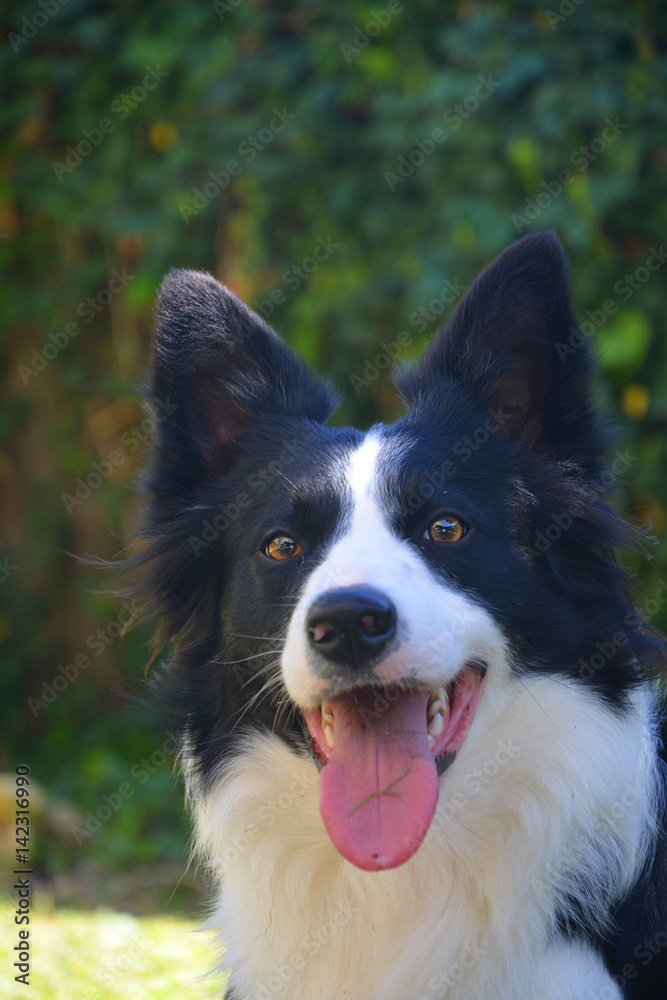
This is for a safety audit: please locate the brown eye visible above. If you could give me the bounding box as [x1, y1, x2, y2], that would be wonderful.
[265, 534, 302, 561]
[426, 515, 467, 544]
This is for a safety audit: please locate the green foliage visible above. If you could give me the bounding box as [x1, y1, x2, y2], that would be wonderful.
[0, 902, 223, 999]
[1, 0, 666, 895]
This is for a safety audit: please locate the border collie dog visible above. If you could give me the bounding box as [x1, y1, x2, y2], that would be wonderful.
[135, 232, 666, 999]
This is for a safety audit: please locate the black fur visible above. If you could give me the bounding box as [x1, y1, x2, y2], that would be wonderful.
[129, 232, 666, 996]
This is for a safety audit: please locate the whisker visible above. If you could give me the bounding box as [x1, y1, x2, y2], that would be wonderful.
[232, 668, 285, 728]
[273, 695, 298, 734]
[214, 649, 282, 666]
[516, 676, 559, 732]
[272, 467, 298, 492]
[239, 661, 283, 687]
[232, 633, 286, 644]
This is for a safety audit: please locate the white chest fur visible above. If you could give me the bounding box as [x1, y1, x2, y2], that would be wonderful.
[190, 679, 657, 1000]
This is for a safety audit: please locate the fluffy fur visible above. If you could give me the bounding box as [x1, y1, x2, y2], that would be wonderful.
[131, 232, 666, 999]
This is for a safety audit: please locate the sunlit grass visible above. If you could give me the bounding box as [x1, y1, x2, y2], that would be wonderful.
[0, 898, 225, 1000]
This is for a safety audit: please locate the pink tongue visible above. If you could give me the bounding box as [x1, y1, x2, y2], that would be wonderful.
[318, 688, 439, 871]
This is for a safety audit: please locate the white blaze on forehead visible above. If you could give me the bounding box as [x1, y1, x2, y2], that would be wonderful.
[345, 432, 386, 535]
[315, 431, 404, 590]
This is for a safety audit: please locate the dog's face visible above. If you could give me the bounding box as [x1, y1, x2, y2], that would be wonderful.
[141, 233, 654, 872]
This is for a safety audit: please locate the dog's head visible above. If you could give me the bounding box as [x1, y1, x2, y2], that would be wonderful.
[136, 232, 659, 870]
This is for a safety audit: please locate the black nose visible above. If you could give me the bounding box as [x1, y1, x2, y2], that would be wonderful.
[305, 585, 397, 673]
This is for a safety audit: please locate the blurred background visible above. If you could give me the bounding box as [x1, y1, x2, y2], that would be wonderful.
[1, 0, 666, 995]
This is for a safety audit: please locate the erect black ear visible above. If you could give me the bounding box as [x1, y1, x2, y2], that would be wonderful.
[149, 270, 336, 481]
[396, 232, 607, 473]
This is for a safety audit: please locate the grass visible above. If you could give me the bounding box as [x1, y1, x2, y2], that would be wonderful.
[0, 897, 226, 1000]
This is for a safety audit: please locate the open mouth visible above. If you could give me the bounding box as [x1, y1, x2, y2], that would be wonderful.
[301, 662, 486, 871]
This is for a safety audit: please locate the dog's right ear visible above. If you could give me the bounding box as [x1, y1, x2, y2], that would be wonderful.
[149, 270, 336, 481]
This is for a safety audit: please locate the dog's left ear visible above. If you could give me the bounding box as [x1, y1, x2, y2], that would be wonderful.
[397, 232, 605, 471]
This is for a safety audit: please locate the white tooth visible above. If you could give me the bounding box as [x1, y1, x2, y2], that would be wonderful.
[427, 734, 435, 750]
[321, 702, 334, 748]
[428, 711, 445, 736]
[427, 687, 449, 739]
[427, 688, 448, 716]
